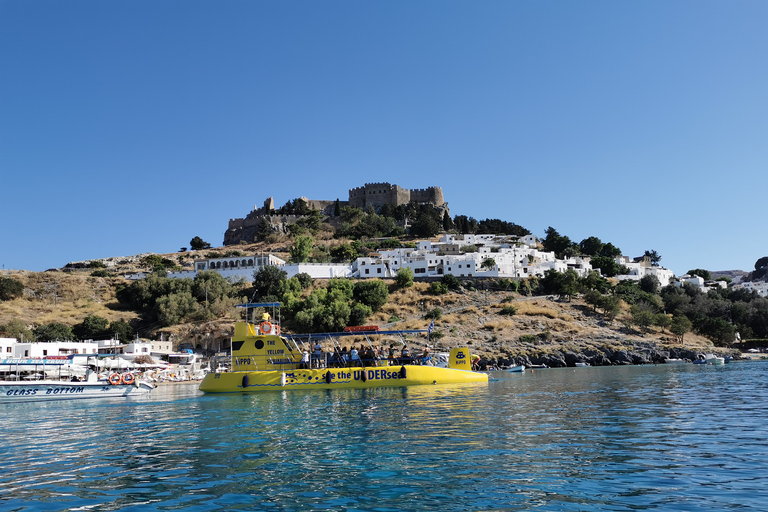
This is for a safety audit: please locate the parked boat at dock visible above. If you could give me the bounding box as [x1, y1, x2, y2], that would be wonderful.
[0, 360, 154, 403]
[199, 303, 488, 394]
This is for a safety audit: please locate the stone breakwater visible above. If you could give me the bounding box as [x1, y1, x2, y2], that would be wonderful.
[488, 343, 740, 369]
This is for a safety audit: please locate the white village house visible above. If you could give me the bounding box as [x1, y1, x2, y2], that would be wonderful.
[732, 280, 768, 297]
[157, 233, 673, 286]
[613, 256, 675, 287]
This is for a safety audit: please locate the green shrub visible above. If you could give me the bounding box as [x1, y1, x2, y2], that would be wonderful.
[353, 280, 389, 312]
[429, 282, 448, 295]
[424, 308, 443, 320]
[295, 273, 313, 289]
[499, 305, 517, 316]
[395, 267, 414, 288]
[519, 334, 538, 343]
[0, 277, 24, 301]
[349, 303, 372, 326]
[429, 330, 445, 341]
[441, 274, 461, 290]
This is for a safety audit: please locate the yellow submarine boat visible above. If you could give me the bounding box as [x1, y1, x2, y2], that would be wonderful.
[199, 303, 488, 394]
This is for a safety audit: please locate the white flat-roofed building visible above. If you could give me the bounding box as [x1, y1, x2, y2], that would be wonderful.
[0, 337, 16, 357]
[13, 341, 99, 358]
[167, 254, 286, 281]
[354, 258, 394, 278]
[167, 253, 353, 281]
[733, 281, 768, 297]
[278, 262, 354, 279]
[122, 340, 154, 359]
[676, 274, 706, 288]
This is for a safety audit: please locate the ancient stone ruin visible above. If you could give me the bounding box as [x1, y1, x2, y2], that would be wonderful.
[223, 182, 445, 245]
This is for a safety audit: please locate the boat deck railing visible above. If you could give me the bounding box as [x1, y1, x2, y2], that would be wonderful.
[231, 353, 434, 372]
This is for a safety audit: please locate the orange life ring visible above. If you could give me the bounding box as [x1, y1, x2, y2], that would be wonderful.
[121, 373, 135, 385]
[260, 321, 272, 334]
[108, 373, 122, 385]
[275, 325, 281, 335]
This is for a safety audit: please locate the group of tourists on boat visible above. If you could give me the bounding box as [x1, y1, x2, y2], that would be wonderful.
[299, 343, 432, 369]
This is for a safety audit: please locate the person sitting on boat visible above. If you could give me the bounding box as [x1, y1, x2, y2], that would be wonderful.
[400, 346, 412, 365]
[341, 347, 350, 367]
[361, 345, 373, 366]
[387, 344, 397, 365]
[420, 346, 432, 366]
[328, 349, 340, 368]
[349, 347, 360, 367]
[300, 350, 310, 369]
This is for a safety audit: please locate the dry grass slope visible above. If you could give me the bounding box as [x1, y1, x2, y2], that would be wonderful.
[0, 270, 139, 329]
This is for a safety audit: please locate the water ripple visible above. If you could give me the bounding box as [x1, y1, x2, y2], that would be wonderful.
[2, 363, 768, 510]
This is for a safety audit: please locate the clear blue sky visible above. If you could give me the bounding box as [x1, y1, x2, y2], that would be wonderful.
[1, 0, 766, 276]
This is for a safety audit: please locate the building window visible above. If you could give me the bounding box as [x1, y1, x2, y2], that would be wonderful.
[43, 350, 48, 356]
[365, 269, 370, 275]
[377, 268, 382, 273]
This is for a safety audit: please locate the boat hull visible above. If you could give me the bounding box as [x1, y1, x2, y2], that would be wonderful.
[0, 380, 153, 403]
[199, 365, 488, 393]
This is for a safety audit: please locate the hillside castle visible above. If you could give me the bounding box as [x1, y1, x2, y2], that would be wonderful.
[223, 182, 445, 245]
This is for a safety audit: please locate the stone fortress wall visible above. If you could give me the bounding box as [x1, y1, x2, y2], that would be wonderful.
[224, 182, 445, 245]
[348, 182, 443, 209]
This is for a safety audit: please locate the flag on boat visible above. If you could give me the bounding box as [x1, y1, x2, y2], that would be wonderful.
[428, 320, 434, 333]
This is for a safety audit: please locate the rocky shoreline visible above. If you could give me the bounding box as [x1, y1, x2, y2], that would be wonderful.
[483, 342, 742, 369]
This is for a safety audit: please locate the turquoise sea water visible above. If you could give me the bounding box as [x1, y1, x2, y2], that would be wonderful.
[2, 361, 768, 511]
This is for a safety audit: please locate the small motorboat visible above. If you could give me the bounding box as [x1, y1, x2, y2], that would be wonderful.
[694, 354, 725, 365]
[506, 365, 526, 373]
